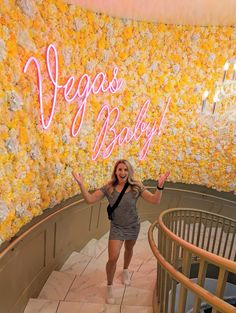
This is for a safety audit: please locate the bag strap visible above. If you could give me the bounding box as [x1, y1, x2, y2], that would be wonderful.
[111, 181, 129, 210]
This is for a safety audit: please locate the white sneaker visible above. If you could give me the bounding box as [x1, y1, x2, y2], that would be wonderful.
[122, 269, 131, 286]
[106, 285, 115, 304]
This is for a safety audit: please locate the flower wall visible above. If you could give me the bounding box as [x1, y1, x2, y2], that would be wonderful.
[0, 0, 235, 243]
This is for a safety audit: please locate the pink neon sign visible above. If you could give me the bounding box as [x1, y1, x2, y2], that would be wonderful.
[23, 44, 123, 136]
[92, 98, 171, 160]
[23, 44, 171, 160]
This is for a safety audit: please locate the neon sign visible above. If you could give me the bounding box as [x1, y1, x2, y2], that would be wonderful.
[24, 44, 170, 160]
[92, 98, 170, 160]
[23, 44, 123, 136]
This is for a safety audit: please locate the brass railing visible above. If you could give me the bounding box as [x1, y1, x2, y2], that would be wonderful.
[148, 208, 236, 313]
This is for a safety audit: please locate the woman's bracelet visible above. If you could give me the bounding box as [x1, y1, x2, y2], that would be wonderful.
[157, 182, 164, 190]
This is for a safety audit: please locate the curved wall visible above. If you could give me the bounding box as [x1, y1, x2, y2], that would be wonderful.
[0, 1, 235, 246]
[0, 183, 235, 313]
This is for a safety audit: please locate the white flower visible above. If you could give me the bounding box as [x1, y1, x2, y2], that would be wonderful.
[16, 171, 26, 179]
[0, 125, 8, 132]
[61, 47, 72, 67]
[176, 152, 184, 161]
[109, 37, 116, 46]
[49, 197, 57, 208]
[54, 163, 63, 175]
[133, 51, 140, 61]
[122, 18, 131, 26]
[17, 29, 36, 52]
[106, 23, 114, 38]
[15, 204, 26, 218]
[191, 33, 200, 42]
[86, 60, 96, 72]
[195, 154, 202, 161]
[80, 122, 92, 136]
[62, 133, 70, 144]
[172, 64, 180, 74]
[79, 140, 87, 149]
[103, 50, 110, 62]
[7, 90, 23, 111]
[0, 200, 9, 222]
[226, 165, 232, 173]
[9, 128, 19, 138]
[216, 144, 222, 151]
[5, 137, 19, 154]
[171, 127, 178, 135]
[65, 166, 72, 176]
[0, 168, 5, 179]
[201, 174, 209, 183]
[158, 99, 165, 110]
[141, 73, 148, 84]
[150, 61, 158, 71]
[186, 148, 192, 155]
[189, 121, 196, 128]
[30, 146, 40, 160]
[177, 99, 184, 106]
[73, 18, 85, 32]
[229, 182, 236, 190]
[193, 84, 201, 93]
[47, 3, 58, 14]
[208, 53, 216, 61]
[0, 39, 6, 62]
[16, 0, 36, 17]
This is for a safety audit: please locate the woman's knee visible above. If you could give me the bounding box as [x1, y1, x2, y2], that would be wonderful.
[107, 255, 119, 265]
[124, 240, 136, 252]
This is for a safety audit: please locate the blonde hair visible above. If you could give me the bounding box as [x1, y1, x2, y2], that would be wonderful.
[107, 159, 143, 197]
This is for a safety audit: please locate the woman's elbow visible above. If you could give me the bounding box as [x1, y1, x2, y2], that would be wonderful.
[154, 198, 161, 205]
[84, 197, 94, 204]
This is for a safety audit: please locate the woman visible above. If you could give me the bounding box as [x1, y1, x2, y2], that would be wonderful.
[73, 159, 169, 304]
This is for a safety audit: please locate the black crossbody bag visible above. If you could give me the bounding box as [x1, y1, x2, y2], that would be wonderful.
[107, 181, 129, 220]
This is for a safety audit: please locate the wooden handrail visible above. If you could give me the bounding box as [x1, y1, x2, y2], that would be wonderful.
[148, 208, 236, 313]
[158, 209, 236, 273]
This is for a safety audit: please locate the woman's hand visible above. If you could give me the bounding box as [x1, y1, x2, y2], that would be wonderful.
[157, 172, 170, 188]
[72, 171, 83, 186]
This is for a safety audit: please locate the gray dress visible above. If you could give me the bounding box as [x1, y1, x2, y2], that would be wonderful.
[100, 185, 144, 240]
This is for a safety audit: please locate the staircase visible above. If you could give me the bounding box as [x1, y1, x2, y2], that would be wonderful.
[23, 221, 157, 313]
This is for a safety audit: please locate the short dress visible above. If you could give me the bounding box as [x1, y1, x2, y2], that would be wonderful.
[100, 184, 145, 240]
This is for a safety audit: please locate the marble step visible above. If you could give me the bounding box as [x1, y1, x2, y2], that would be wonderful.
[23, 221, 156, 313]
[23, 298, 153, 313]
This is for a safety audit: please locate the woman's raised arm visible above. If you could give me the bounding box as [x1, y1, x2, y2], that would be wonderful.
[141, 172, 170, 204]
[72, 171, 104, 204]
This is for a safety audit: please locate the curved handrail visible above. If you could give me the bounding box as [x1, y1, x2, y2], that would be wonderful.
[148, 208, 236, 313]
[159, 208, 236, 273]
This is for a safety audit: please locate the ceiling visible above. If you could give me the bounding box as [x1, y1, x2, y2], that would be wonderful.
[65, 0, 236, 26]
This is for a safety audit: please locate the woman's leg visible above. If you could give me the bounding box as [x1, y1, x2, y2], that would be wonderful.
[122, 239, 137, 285]
[123, 239, 136, 269]
[106, 239, 123, 285]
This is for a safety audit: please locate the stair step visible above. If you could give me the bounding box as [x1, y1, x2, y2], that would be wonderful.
[23, 298, 153, 313]
[23, 299, 59, 313]
[79, 237, 108, 258]
[23, 221, 156, 313]
[38, 271, 75, 301]
[60, 251, 92, 275]
[58, 301, 122, 313]
[121, 305, 153, 313]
